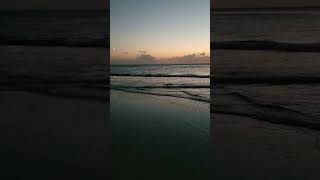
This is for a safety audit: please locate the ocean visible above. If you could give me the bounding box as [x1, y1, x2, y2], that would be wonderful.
[212, 9, 320, 42]
[0, 10, 109, 47]
[0, 10, 109, 101]
[111, 64, 210, 102]
[212, 9, 320, 129]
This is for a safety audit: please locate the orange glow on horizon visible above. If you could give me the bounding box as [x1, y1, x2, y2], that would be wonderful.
[111, 48, 210, 59]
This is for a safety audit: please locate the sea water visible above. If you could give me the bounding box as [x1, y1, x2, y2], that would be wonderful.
[111, 64, 210, 102]
[212, 9, 320, 128]
[0, 10, 109, 100]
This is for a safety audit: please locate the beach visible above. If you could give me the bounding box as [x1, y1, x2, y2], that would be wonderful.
[212, 113, 320, 179]
[110, 88, 320, 179]
[111, 90, 209, 180]
[0, 91, 110, 179]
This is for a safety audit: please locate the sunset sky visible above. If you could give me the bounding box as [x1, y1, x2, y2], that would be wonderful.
[110, 0, 210, 64]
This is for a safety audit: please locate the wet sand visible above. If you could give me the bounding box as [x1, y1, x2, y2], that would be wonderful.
[212, 113, 320, 180]
[111, 90, 209, 180]
[0, 91, 110, 179]
[4, 90, 320, 179]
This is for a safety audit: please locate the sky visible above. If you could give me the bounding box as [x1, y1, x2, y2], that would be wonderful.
[111, 0, 210, 64]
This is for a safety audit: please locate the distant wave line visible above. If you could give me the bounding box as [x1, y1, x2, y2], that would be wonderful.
[212, 40, 320, 52]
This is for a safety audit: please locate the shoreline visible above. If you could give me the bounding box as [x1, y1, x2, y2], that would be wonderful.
[6, 88, 319, 132]
[110, 88, 210, 103]
[4, 88, 319, 132]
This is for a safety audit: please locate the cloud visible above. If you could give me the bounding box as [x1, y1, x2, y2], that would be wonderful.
[111, 52, 157, 64]
[111, 52, 209, 65]
[166, 53, 210, 64]
[136, 53, 157, 62]
[138, 50, 148, 54]
[198, 52, 206, 56]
